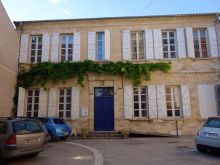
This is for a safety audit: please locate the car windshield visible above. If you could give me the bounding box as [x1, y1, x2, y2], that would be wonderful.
[53, 119, 65, 124]
[204, 118, 220, 128]
[0, 122, 7, 134]
[38, 118, 49, 124]
[13, 120, 43, 134]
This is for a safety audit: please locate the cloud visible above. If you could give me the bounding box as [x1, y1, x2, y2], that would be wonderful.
[48, 0, 61, 4]
[64, 10, 72, 16]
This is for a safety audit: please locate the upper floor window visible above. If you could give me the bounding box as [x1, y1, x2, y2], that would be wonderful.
[162, 31, 176, 58]
[26, 89, 39, 117]
[59, 88, 71, 118]
[193, 29, 208, 58]
[96, 32, 105, 61]
[131, 31, 145, 60]
[133, 87, 148, 118]
[61, 34, 73, 62]
[30, 35, 42, 63]
[165, 86, 181, 117]
[216, 85, 220, 116]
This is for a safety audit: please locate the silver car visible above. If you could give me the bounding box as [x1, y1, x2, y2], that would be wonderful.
[0, 117, 47, 164]
[195, 117, 220, 152]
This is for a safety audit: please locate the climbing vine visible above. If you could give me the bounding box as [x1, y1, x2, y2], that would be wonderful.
[17, 60, 171, 88]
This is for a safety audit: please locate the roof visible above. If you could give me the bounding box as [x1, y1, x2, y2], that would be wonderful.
[14, 12, 219, 27]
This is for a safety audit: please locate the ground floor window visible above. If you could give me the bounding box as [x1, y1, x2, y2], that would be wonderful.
[216, 85, 220, 116]
[26, 89, 39, 117]
[133, 87, 148, 118]
[59, 88, 71, 118]
[165, 86, 181, 117]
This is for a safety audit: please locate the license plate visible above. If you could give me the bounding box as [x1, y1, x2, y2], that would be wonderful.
[64, 132, 69, 136]
[25, 138, 41, 144]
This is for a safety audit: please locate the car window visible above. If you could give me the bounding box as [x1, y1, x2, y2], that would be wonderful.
[13, 120, 43, 134]
[204, 118, 220, 128]
[0, 122, 7, 134]
[38, 118, 49, 124]
[53, 119, 65, 124]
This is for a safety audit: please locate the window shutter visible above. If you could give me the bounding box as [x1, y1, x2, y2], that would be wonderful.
[122, 31, 131, 60]
[176, 28, 187, 58]
[153, 29, 163, 59]
[198, 85, 218, 118]
[73, 32, 80, 61]
[48, 88, 57, 117]
[124, 85, 133, 119]
[71, 87, 80, 120]
[51, 33, 59, 62]
[148, 85, 157, 118]
[104, 30, 111, 61]
[156, 85, 167, 118]
[42, 34, 50, 62]
[181, 85, 191, 118]
[145, 30, 154, 59]
[19, 34, 29, 63]
[38, 88, 48, 117]
[17, 87, 26, 117]
[208, 27, 219, 57]
[88, 32, 96, 60]
[185, 27, 195, 58]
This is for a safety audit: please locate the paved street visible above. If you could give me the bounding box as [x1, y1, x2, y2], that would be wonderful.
[6, 136, 220, 165]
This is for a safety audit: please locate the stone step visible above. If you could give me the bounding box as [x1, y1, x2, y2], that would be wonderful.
[88, 131, 123, 138]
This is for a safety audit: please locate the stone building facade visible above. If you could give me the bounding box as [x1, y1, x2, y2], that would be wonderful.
[0, 1, 19, 117]
[15, 13, 220, 135]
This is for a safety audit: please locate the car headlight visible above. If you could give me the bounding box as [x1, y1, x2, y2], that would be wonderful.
[56, 128, 63, 133]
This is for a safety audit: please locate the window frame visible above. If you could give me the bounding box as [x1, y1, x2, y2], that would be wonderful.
[96, 32, 105, 61]
[60, 34, 74, 62]
[162, 30, 177, 59]
[133, 87, 149, 118]
[30, 35, 43, 63]
[58, 88, 72, 119]
[131, 31, 145, 60]
[26, 89, 40, 117]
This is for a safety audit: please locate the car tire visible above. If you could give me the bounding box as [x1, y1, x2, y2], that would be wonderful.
[28, 153, 39, 158]
[0, 152, 5, 165]
[197, 144, 207, 153]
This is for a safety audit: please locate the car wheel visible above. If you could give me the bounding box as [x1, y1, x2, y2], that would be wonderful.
[28, 153, 39, 158]
[197, 144, 207, 153]
[0, 152, 5, 165]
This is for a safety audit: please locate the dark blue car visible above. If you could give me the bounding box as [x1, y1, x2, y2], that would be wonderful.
[37, 117, 72, 140]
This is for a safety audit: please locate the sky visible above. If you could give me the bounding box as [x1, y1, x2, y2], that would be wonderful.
[1, 0, 220, 21]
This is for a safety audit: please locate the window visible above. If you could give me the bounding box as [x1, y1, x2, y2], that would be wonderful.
[133, 87, 148, 118]
[13, 121, 42, 134]
[165, 86, 181, 117]
[131, 32, 145, 60]
[216, 85, 220, 116]
[0, 122, 7, 134]
[30, 35, 42, 63]
[59, 88, 72, 118]
[193, 29, 208, 58]
[26, 89, 40, 117]
[96, 32, 105, 61]
[162, 31, 176, 58]
[61, 34, 74, 62]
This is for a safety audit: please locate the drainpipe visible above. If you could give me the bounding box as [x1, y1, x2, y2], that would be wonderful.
[175, 120, 179, 137]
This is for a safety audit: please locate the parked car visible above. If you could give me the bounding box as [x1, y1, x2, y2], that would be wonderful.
[0, 117, 47, 163]
[195, 117, 220, 152]
[37, 117, 72, 140]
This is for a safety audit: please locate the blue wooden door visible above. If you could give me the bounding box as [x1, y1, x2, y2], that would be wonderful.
[94, 87, 114, 131]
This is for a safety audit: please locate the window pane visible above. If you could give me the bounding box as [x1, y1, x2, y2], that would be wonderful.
[66, 104, 71, 110]
[66, 111, 71, 118]
[134, 110, 139, 117]
[34, 97, 39, 103]
[141, 103, 146, 109]
[167, 110, 172, 116]
[35, 90, 39, 96]
[171, 52, 176, 58]
[59, 97, 64, 103]
[34, 104, 38, 110]
[134, 103, 139, 109]
[59, 111, 64, 118]
[133, 88, 138, 94]
[175, 110, 180, 116]
[27, 105, 32, 111]
[66, 97, 71, 103]
[141, 95, 146, 101]
[142, 110, 147, 117]
[67, 89, 71, 95]
[59, 104, 64, 110]
[28, 90, 33, 96]
[134, 95, 138, 102]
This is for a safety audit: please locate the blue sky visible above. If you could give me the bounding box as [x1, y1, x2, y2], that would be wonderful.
[1, 0, 220, 21]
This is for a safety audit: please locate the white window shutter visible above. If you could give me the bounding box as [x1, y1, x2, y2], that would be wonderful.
[19, 34, 29, 63]
[51, 33, 59, 62]
[104, 30, 111, 61]
[124, 85, 133, 119]
[176, 28, 187, 58]
[122, 31, 131, 60]
[185, 27, 195, 58]
[181, 85, 191, 118]
[153, 29, 163, 59]
[208, 27, 219, 57]
[71, 87, 80, 120]
[88, 32, 96, 60]
[148, 85, 157, 118]
[73, 32, 80, 61]
[156, 85, 167, 118]
[48, 88, 57, 117]
[42, 34, 50, 62]
[145, 30, 154, 59]
[17, 87, 26, 117]
[198, 85, 218, 119]
[38, 88, 48, 117]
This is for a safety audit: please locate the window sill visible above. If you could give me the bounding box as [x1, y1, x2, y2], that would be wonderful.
[129, 118, 152, 121]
